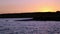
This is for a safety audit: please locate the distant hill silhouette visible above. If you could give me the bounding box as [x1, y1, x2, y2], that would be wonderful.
[0, 11, 60, 21]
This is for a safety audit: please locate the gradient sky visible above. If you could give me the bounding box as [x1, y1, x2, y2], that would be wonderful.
[0, 0, 60, 13]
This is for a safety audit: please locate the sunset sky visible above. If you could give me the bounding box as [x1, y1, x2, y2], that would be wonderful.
[0, 0, 60, 13]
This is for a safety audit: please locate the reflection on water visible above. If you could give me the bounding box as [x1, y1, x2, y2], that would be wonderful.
[0, 18, 60, 34]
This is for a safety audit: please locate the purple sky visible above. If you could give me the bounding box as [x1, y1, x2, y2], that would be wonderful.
[0, 0, 60, 13]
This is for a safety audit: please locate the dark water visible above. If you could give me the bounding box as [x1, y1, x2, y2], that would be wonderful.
[0, 18, 60, 34]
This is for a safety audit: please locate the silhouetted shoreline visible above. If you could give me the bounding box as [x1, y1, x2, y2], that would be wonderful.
[0, 11, 60, 21]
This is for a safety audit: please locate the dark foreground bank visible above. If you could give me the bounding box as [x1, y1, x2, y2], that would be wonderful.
[0, 12, 60, 21]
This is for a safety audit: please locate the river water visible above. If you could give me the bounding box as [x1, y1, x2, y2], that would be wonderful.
[0, 18, 60, 34]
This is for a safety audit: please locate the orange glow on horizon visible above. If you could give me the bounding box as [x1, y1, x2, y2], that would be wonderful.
[36, 6, 57, 12]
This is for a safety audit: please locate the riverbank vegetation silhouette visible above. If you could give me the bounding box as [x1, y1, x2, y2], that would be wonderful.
[0, 11, 60, 21]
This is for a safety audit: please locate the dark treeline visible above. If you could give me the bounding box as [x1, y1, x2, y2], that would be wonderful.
[0, 11, 60, 21]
